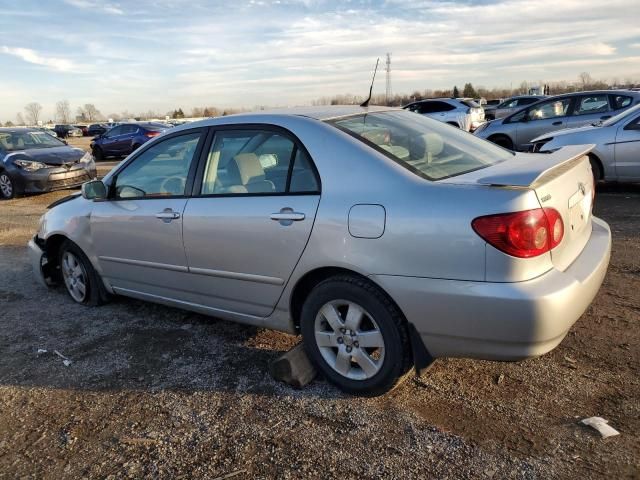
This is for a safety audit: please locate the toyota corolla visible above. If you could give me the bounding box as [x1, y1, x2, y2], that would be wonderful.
[28, 106, 611, 395]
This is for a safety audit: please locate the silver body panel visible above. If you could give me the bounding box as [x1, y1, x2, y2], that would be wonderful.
[31, 106, 611, 361]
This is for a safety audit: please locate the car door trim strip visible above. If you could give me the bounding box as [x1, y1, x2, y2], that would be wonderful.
[188, 266, 284, 286]
[98, 256, 189, 273]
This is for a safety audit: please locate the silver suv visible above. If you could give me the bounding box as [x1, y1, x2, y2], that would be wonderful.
[474, 90, 640, 151]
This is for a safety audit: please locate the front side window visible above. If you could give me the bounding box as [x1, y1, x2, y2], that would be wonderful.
[330, 110, 512, 181]
[106, 126, 123, 137]
[200, 129, 318, 195]
[574, 95, 609, 116]
[528, 98, 572, 121]
[114, 132, 201, 199]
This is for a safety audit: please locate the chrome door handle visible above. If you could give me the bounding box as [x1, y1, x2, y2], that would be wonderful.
[270, 212, 305, 221]
[156, 209, 180, 222]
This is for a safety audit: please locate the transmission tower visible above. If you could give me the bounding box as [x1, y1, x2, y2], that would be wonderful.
[385, 53, 392, 104]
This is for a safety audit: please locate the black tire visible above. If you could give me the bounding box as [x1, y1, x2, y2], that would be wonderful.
[489, 134, 514, 150]
[58, 239, 108, 306]
[300, 275, 411, 396]
[92, 146, 104, 161]
[0, 171, 15, 199]
[131, 144, 141, 153]
[589, 155, 603, 183]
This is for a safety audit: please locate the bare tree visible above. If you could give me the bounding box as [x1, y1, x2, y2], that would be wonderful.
[16, 113, 25, 126]
[24, 102, 42, 125]
[578, 72, 593, 90]
[190, 107, 204, 118]
[77, 103, 101, 122]
[56, 100, 72, 124]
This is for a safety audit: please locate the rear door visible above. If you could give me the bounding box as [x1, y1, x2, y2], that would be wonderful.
[566, 93, 611, 128]
[614, 114, 640, 179]
[182, 126, 321, 318]
[515, 97, 574, 150]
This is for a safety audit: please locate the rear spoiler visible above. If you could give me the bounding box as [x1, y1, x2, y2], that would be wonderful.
[476, 145, 594, 188]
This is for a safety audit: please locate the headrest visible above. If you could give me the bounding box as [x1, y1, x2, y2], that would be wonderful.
[233, 153, 265, 185]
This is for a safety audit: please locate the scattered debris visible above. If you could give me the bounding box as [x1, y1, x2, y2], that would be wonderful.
[212, 469, 247, 480]
[36, 348, 47, 355]
[120, 437, 158, 446]
[53, 350, 73, 367]
[580, 417, 620, 439]
[564, 355, 577, 364]
[496, 373, 505, 385]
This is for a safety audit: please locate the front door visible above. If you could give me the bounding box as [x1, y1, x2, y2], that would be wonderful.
[614, 115, 640, 179]
[91, 130, 204, 297]
[516, 97, 573, 149]
[182, 127, 321, 318]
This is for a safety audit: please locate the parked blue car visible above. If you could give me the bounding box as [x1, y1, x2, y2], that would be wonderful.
[90, 122, 170, 160]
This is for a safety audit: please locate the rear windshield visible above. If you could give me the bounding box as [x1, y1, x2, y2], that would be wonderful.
[0, 131, 65, 151]
[329, 110, 512, 181]
[460, 100, 480, 108]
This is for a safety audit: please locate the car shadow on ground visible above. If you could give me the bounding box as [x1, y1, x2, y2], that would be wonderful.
[0, 247, 343, 399]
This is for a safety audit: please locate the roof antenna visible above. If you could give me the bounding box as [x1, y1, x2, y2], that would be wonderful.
[360, 58, 380, 107]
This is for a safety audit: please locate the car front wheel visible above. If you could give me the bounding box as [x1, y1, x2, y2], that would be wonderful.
[300, 275, 411, 396]
[92, 146, 104, 161]
[0, 172, 15, 199]
[59, 240, 107, 306]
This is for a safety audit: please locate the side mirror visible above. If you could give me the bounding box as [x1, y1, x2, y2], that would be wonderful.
[81, 180, 107, 200]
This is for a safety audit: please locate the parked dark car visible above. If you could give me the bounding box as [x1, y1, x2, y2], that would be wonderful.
[54, 124, 74, 138]
[87, 124, 108, 136]
[90, 122, 170, 160]
[0, 128, 97, 199]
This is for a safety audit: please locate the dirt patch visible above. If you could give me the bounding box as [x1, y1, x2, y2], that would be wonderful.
[0, 185, 638, 478]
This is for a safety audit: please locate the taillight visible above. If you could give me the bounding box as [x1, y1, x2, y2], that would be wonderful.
[145, 131, 160, 138]
[472, 208, 564, 258]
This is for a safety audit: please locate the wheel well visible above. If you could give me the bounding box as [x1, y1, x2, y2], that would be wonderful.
[43, 234, 69, 266]
[588, 153, 604, 180]
[487, 134, 513, 148]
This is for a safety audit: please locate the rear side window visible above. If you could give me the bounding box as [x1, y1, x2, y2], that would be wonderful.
[199, 130, 319, 195]
[419, 101, 455, 113]
[611, 95, 633, 110]
[574, 95, 609, 116]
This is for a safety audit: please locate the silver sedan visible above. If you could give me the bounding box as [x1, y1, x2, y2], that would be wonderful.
[28, 106, 611, 395]
[532, 104, 640, 182]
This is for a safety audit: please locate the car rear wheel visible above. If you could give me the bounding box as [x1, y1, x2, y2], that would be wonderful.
[92, 146, 104, 161]
[59, 240, 107, 306]
[0, 172, 15, 199]
[489, 134, 514, 151]
[300, 275, 411, 396]
[589, 155, 603, 183]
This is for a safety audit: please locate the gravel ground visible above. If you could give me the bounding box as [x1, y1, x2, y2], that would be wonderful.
[0, 177, 638, 479]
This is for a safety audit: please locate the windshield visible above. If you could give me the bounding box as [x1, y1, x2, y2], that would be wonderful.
[601, 103, 640, 127]
[329, 110, 513, 180]
[0, 131, 66, 152]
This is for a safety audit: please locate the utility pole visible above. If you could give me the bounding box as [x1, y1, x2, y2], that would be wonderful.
[385, 53, 392, 105]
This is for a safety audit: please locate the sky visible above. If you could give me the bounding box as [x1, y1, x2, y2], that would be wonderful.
[1, 0, 639, 122]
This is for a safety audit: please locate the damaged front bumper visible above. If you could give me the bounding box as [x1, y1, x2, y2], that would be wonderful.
[27, 236, 52, 287]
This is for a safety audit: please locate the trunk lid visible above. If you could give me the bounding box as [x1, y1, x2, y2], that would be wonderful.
[444, 145, 595, 271]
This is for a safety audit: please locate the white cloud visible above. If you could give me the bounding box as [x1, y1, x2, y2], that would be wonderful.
[64, 0, 123, 15]
[0, 46, 80, 72]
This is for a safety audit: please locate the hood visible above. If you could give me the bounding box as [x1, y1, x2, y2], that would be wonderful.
[4, 146, 85, 166]
[531, 124, 601, 143]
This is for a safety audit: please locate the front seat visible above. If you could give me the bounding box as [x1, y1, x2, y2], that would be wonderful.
[225, 153, 275, 193]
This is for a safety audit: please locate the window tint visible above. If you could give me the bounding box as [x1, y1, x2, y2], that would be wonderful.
[114, 132, 201, 199]
[121, 125, 138, 134]
[421, 101, 455, 113]
[290, 149, 320, 192]
[107, 126, 123, 136]
[200, 130, 318, 195]
[574, 95, 609, 116]
[528, 98, 572, 120]
[500, 99, 519, 109]
[611, 95, 632, 110]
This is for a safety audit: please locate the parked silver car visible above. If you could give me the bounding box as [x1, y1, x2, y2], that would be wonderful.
[403, 98, 485, 131]
[475, 90, 640, 151]
[531, 104, 640, 182]
[493, 95, 546, 120]
[28, 106, 611, 395]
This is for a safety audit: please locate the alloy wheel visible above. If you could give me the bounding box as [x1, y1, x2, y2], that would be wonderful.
[0, 174, 13, 198]
[314, 300, 385, 380]
[61, 251, 88, 302]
